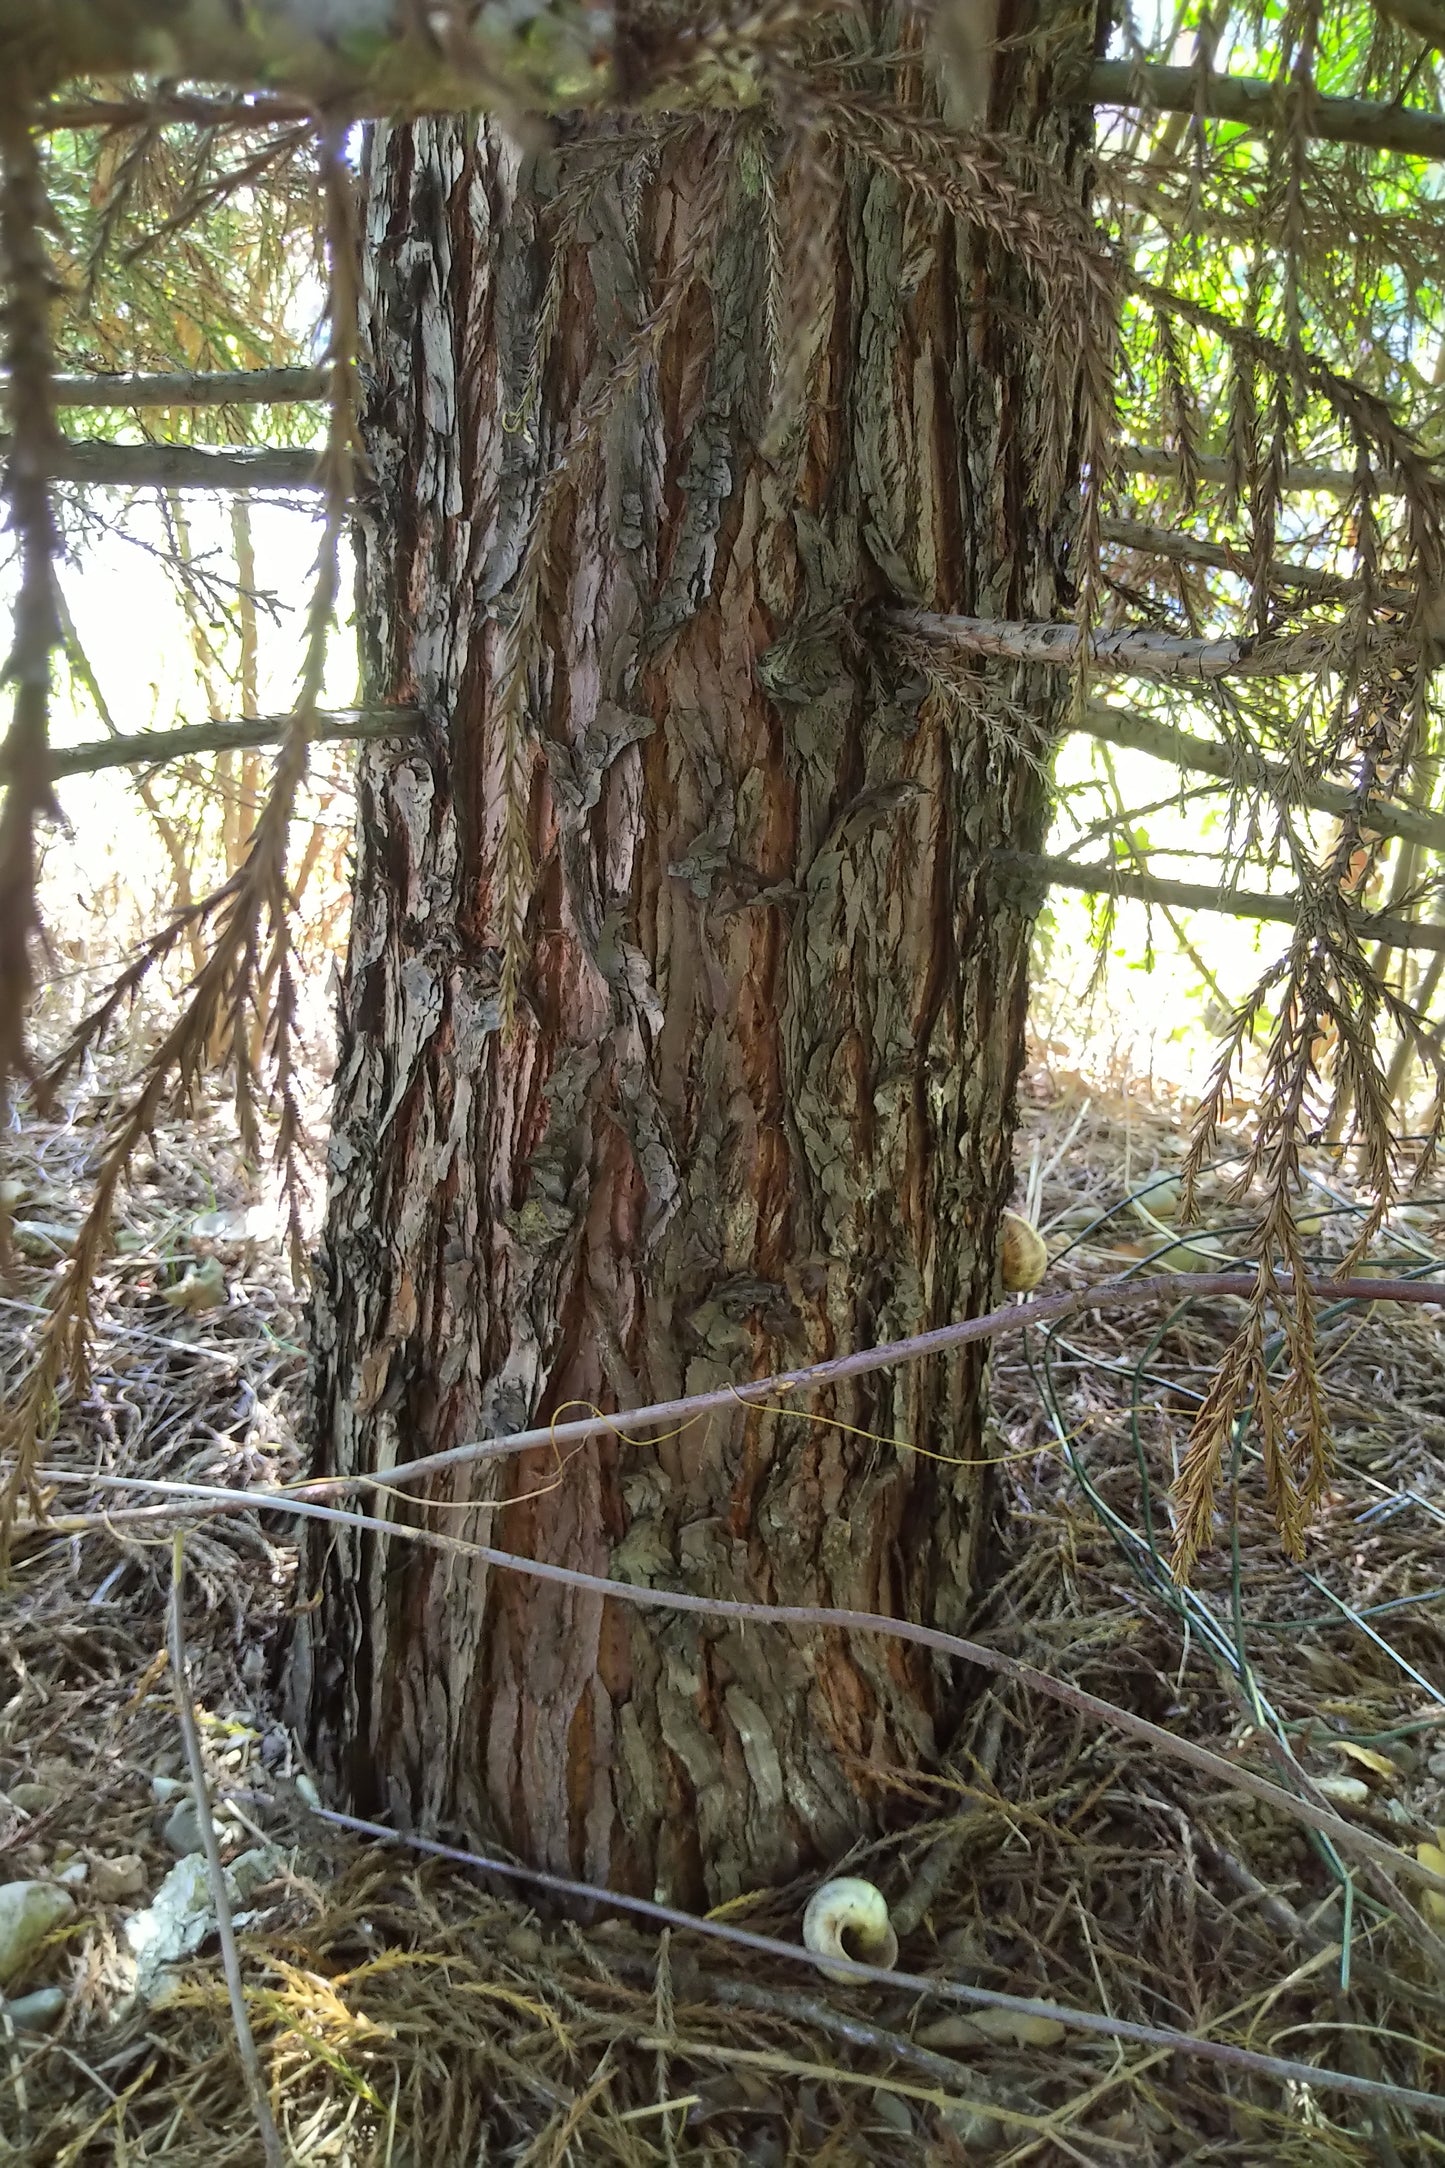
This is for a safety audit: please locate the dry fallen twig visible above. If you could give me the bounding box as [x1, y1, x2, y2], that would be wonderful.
[307, 1803, 1445, 2121]
[169, 1529, 286, 2168]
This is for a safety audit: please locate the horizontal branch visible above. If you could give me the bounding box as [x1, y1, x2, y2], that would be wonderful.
[30, 44, 1445, 172]
[1087, 57, 1445, 161]
[37, 702, 1445, 867]
[15, 709, 421, 787]
[42, 93, 313, 134]
[1118, 446, 1392, 499]
[1076, 701, 1445, 851]
[1007, 850, 1445, 950]
[897, 608, 1396, 680]
[1100, 515, 1412, 608]
[18, 436, 1401, 507]
[23, 1266, 1445, 1945]
[4, 3, 604, 122]
[294, 1269, 1445, 1497]
[39, 367, 326, 409]
[28, 440, 322, 491]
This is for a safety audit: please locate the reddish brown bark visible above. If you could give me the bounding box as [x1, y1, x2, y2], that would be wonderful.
[292, 27, 1092, 1904]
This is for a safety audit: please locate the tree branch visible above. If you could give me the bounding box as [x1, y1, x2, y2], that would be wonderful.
[169, 1534, 285, 2168]
[1002, 850, 1445, 950]
[1076, 703, 1445, 851]
[896, 609, 1402, 680]
[1100, 515, 1412, 608]
[19, 436, 1390, 503]
[36, 703, 1445, 867]
[1086, 58, 1445, 161]
[1373, 0, 1445, 57]
[42, 92, 313, 134]
[39, 367, 326, 408]
[7, 709, 422, 788]
[6, 3, 604, 120]
[1119, 445, 1397, 499]
[26, 37, 1445, 166]
[27, 441, 320, 490]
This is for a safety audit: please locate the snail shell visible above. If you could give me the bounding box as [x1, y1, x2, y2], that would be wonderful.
[801, 1877, 900, 1983]
[1001, 1209, 1048, 1293]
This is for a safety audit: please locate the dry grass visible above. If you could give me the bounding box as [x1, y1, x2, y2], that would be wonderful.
[1, 1046, 1443, 2163]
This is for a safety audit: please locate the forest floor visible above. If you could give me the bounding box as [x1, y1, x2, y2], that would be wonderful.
[2, 1046, 1444, 2166]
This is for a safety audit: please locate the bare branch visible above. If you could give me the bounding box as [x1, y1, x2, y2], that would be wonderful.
[169, 1534, 285, 2168]
[1119, 446, 1399, 498]
[41, 92, 312, 134]
[1075, 702, 1445, 852]
[307, 1806, 1445, 2117]
[1087, 58, 1445, 161]
[39, 366, 326, 408]
[28, 41, 1445, 169]
[896, 608, 1404, 680]
[0, 76, 62, 1105]
[15, 440, 319, 490]
[20, 437, 1406, 503]
[1003, 851, 1445, 951]
[1100, 515, 1413, 607]
[283, 1269, 1445, 1502]
[16, 707, 421, 785]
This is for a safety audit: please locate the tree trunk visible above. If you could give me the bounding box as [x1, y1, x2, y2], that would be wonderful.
[290, 25, 1091, 1905]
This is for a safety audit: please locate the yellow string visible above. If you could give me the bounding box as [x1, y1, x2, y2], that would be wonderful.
[727, 1385, 1063, 1468]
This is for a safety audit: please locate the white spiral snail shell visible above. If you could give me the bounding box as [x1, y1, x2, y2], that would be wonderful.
[801, 1877, 900, 1983]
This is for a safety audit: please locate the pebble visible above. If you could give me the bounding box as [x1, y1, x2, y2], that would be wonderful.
[8, 1784, 58, 1816]
[229, 1849, 278, 1902]
[90, 1854, 146, 1903]
[3, 1986, 66, 2033]
[163, 1801, 205, 1857]
[0, 1883, 76, 1985]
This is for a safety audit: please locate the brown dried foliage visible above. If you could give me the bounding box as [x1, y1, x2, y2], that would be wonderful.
[0, 120, 358, 1533]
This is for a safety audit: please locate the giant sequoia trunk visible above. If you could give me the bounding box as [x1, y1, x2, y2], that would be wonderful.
[291, 19, 1093, 1903]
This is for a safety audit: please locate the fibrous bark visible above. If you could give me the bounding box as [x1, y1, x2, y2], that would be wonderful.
[290, 22, 1088, 1903]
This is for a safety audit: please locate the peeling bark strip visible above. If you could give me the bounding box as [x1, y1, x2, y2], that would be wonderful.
[292, 20, 1089, 1903]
